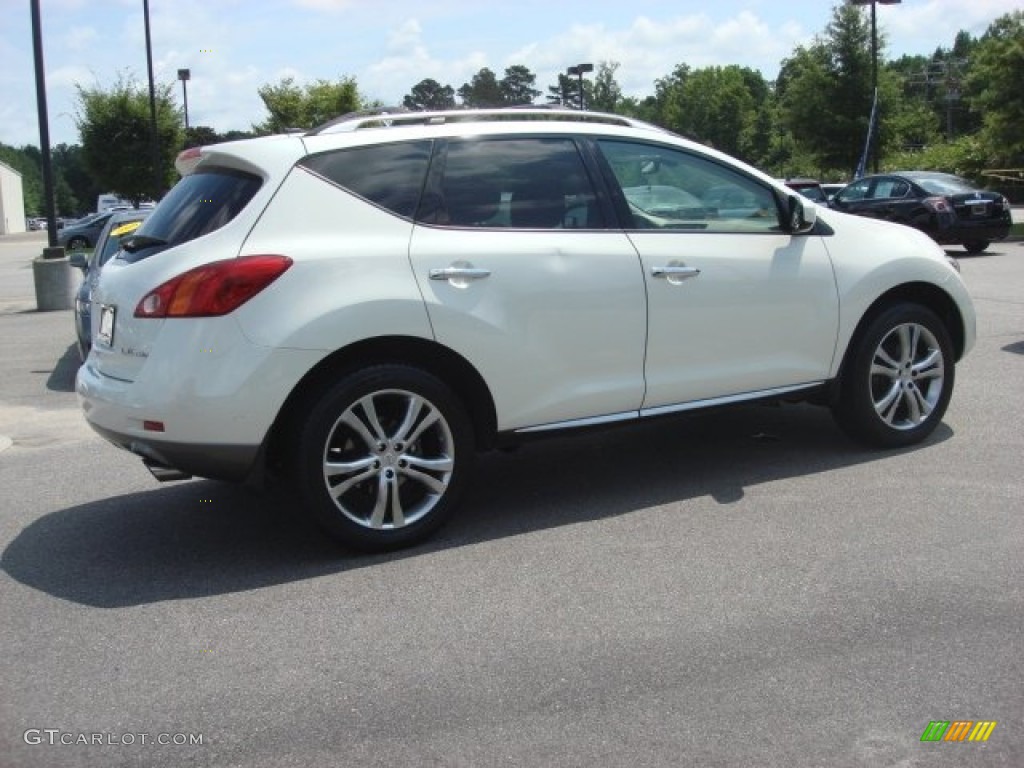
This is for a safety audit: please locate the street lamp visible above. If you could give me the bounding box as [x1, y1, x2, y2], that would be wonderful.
[143, 0, 161, 199]
[565, 63, 593, 110]
[178, 68, 191, 131]
[849, 0, 901, 173]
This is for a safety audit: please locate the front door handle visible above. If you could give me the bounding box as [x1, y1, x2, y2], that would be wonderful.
[429, 267, 492, 281]
[652, 265, 701, 285]
[429, 262, 491, 289]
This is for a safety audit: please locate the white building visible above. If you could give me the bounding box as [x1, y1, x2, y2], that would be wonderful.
[0, 160, 27, 235]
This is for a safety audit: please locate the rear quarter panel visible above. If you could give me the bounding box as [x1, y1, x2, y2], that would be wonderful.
[234, 167, 434, 350]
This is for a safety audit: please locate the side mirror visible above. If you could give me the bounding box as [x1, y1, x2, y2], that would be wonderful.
[640, 159, 661, 175]
[786, 194, 816, 234]
[68, 252, 88, 271]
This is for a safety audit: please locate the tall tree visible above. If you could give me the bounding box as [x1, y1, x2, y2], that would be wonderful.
[403, 78, 456, 110]
[74, 76, 183, 203]
[458, 68, 503, 107]
[777, 4, 885, 175]
[183, 125, 221, 148]
[965, 10, 1024, 166]
[590, 61, 624, 113]
[682, 66, 764, 159]
[651, 63, 692, 130]
[0, 143, 42, 215]
[498, 65, 540, 105]
[546, 73, 581, 107]
[50, 143, 101, 215]
[253, 76, 363, 134]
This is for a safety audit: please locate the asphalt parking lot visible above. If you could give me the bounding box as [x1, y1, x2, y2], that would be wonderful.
[1, 231, 1021, 767]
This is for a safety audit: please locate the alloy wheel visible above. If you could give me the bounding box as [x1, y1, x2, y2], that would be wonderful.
[869, 322, 945, 431]
[321, 388, 455, 530]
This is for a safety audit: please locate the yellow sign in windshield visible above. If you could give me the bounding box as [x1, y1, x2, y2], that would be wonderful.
[111, 220, 144, 238]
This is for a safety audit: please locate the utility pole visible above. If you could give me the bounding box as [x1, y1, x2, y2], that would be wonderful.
[849, 0, 902, 173]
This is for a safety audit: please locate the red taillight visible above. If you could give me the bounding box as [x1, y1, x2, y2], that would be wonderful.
[134, 255, 293, 318]
[923, 196, 951, 213]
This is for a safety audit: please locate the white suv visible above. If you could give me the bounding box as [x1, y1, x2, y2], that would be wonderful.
[77, 108, 976, 551]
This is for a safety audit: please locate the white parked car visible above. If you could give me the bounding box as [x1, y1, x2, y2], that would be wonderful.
[77, 108, 976, 551]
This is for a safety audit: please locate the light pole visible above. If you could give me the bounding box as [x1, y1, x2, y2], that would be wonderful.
[30, 0, 58, 247]
[178, 68, 191, 131]
[143, 0, 161, 199]
[565, 63, 593, 110]
[849, 0, 901, 173]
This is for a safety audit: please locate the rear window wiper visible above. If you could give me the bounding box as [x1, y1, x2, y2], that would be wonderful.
[121, 234, 168, 252]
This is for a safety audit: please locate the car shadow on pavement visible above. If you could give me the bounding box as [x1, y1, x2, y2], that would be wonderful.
[44, 342, 80, 393]
[1, 403, 952, 608]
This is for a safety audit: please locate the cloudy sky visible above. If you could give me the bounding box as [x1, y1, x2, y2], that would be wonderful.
[0, 0, 1013, 147]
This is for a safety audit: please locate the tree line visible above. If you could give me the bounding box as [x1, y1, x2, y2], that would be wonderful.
[5, 4, 1022, 217]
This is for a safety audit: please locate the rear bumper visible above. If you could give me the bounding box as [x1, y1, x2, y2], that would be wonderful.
[76, 324, 324, 483]
[87, 421, 259, 482]
[932, 216, 1011, 245]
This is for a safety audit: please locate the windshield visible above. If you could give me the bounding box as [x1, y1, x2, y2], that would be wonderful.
[121, 167, 261, 263]
[96, 218, 148, 267]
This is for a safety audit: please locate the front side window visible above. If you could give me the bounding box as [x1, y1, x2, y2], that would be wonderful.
[598, 140, 780, 233]
[300, 141, 432, 220]
[426, 137, 602, 230]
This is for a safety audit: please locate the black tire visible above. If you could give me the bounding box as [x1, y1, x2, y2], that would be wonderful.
[67, 236, 88, 250]
[293, 365, 473, 552]
[832, 303, 954, 448]
[964, 240, 989, 255]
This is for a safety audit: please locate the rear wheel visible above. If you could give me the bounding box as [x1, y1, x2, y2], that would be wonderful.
[964, 240, 989, 254]
[293, 365, 473, 552]
[832, 304, 954, 448]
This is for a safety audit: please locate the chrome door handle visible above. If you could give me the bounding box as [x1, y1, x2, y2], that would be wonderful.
[429, 267, 491, 281]
[651, 266, 701, 280]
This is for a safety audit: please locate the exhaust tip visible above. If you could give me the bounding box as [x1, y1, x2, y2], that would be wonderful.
[142, 458, 192, 482]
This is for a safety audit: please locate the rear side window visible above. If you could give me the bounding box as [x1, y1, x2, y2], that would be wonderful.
[423, 137, 603, 229]
[299, 141, 432, 220]
[120, 168, 261, 263]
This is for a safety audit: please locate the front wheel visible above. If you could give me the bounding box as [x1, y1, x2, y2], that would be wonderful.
[293, 365, 473, 552]
[832, 304, 954, 448]
[67, 236, 88, 250]
[964, 240, 989, 254]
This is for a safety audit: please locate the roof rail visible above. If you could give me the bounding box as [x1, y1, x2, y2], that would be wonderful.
[305, 106, 660, 136]
[306, 106, 411, 135]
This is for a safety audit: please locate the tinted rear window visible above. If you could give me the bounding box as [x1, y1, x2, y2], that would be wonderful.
[915, 175, 977, 195]
[298, 141, 432, 219]
[119, 167, 261, 263]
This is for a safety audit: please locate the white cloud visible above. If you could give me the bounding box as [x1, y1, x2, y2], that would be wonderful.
[290, 0, 356, 10]
[1, 1, 1014, 147]
[60, 26, 98, 52]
